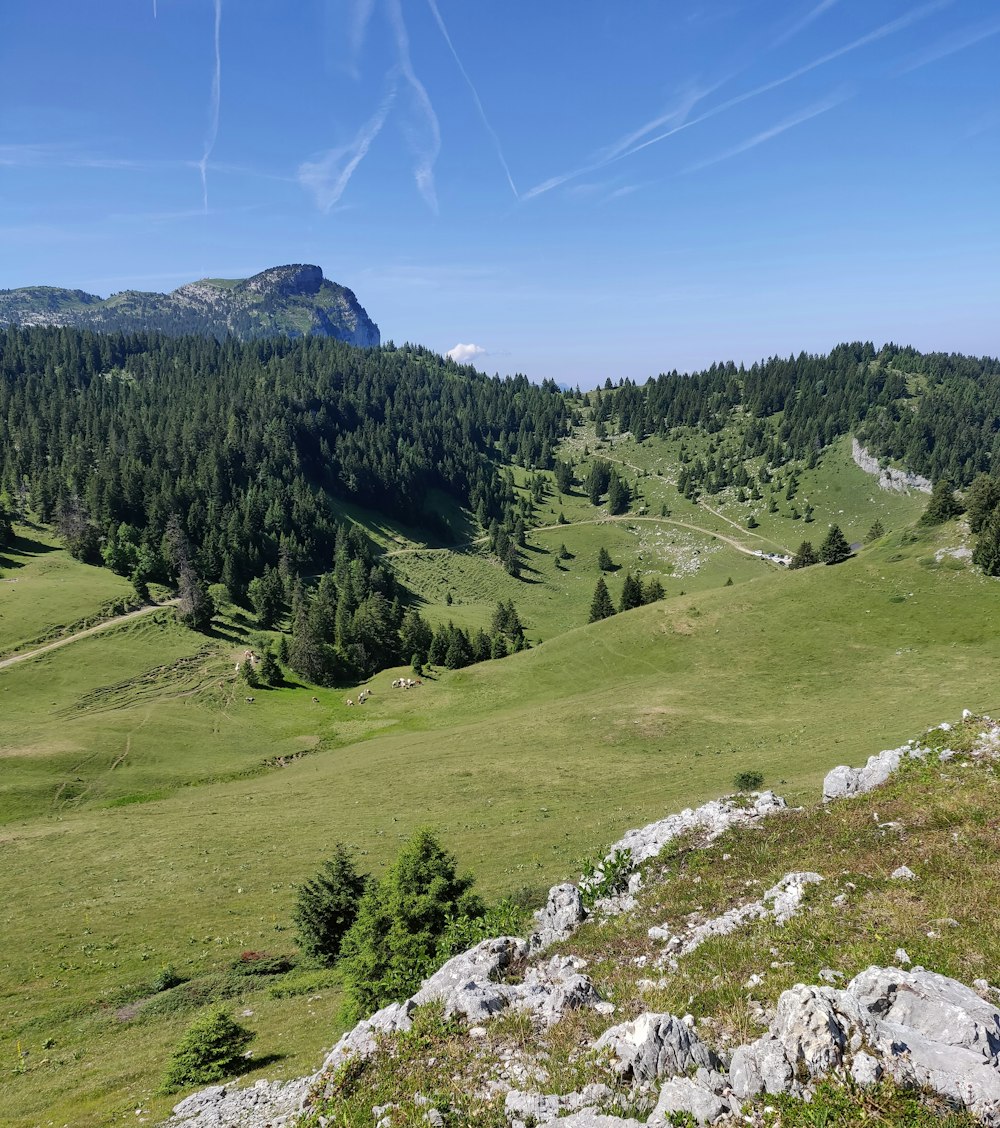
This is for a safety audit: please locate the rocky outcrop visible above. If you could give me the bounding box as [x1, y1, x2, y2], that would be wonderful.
[823, 714, 1000, 802]
[730, 966, 1000, 1125]
[851, 438, 931, 494]
[165, 718, 1000, 1128]
[594, 1013, 722, 1083]
[0, 264, 380, 346]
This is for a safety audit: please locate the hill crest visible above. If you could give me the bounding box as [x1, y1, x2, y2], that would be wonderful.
[0, 263, 379, 346]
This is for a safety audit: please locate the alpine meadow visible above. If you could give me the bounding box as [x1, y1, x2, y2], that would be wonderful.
[3, 3, 1000, 1125]
[2, 305, 999, 1125]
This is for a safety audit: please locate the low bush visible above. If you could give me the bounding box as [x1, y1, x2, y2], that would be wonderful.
[160, 1009, 254, 1092]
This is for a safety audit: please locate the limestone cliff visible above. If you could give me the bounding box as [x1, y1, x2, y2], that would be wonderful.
[0, 264, 380, 346]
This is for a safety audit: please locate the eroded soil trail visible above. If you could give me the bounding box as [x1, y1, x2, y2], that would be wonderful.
[0, 600, 179, 671]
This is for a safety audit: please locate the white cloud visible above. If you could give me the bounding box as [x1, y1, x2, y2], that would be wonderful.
[446, 342, 487, 364]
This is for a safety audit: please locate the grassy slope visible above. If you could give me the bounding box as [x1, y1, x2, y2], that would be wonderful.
[2, 515, 998, 1125]
[0, 524, 134, 657]
[310, 721, 998, 1127]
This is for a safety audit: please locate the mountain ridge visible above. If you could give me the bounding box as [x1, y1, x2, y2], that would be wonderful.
[0, 263, 380, 346]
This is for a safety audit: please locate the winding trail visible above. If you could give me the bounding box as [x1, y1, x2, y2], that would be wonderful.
[386, 514, 787, 565]
[0, 600, 179, 672]
[532, 514, 785, 561]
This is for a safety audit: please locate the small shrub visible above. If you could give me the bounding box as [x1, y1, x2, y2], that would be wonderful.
[229, 951, 294, 977]
[151, 965, 184, 993]
[160, 1009, 254, 1092]
[580, 847, 634, 909]
[733, 769, 764, 791]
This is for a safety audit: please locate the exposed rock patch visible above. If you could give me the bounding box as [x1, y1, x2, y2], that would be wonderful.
[851, 438, 931, 494]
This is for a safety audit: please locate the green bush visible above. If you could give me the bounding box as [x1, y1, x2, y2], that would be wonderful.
[733, 769, 764, 791]
[435, 898, 527, 960]
[228, 951, 294, 977]
[151, 965, 184, 993]
[160, 1009, 254, 1092]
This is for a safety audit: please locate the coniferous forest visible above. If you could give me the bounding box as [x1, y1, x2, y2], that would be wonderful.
[4, 329, 1000, 684]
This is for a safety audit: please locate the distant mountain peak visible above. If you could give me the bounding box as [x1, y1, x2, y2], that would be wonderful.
[0, 264, 380, 346]
[242, 263, 325, 297]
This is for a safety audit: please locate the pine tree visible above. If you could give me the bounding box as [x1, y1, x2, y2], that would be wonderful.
[293, 844, 369, 966]
[598, 546, 614, 572]
[789, 541, 818, 569]
[818, 525, 852, 565]
[920, 479, 964, 526]
[589, 577, 615, 622]
[619, 572, 643, 611]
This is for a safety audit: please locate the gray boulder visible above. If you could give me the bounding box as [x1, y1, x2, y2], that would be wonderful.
[729, 1034, 794, 1098]
[727, 966, 1000, 1125]
[531, 883, 586, 949]
[166, 1078, 311, 1127]
[505, 1084, 613, 1123]
[822, 744, 928, 802]
[538, 1114, 644, 1128]
[594, 1012, 722, 1083]
[413, 936, 527, 1022]
[648, 1070, 733, 1126]
[512, 955, 604, 1027]
[322, 999, 415, 1073]
[608, 791, 787, 868]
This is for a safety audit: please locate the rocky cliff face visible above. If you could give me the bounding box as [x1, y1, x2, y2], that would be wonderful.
[0, 264, 380, 347]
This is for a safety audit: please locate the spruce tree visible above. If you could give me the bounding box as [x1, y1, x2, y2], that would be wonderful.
[598, 546, 614, 571]
[965, 473, 1000, 534]
[920, 479, 964, 525]
[866, 519, 885, 543]
[972, 510, 1000, 575]
[589, 577, 616, 622]
[818, 525, 852, 565]
[789, 541, 818, 569]
[293, 844, 369, 966]
[338, 830, 482, 1016]
[619, 572, 643, 611]
[607, 470, 630, 515]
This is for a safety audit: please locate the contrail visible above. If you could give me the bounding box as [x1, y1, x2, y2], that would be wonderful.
[897, 16, 1000, 73]
[683, 88, 851, 173]
[297, 78, 398, 211]
[771, 0, 839, 48]
[198, 0, 222, 213]
[387, 0, 440, 212]
[425, 0, 518, 199]
[522, 0, 952, 201]
[349, 0, 376, 74]
[619, 0, 951, 162]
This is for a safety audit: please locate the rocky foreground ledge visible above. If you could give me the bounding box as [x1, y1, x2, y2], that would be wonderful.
[166, 717, 1000, 1127]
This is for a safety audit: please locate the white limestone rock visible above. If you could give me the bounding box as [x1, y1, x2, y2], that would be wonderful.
[593, 1012, 722, 1083]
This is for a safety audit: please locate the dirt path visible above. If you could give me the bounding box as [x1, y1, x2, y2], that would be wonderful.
[576, 451, 792, 555]
[532, 514, 785, 562]
[0, 600, 179, 672]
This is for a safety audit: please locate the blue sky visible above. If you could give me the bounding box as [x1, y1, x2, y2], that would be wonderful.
[1, 1, 997, 385]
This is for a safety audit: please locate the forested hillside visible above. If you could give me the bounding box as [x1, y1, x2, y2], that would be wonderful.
[0, 327, 568, 582]
[600, 342, 1000, 486]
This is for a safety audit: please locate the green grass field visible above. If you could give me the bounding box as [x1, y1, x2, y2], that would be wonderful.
[2, 492, 997, 1125]
[0, 525, 134, 658]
